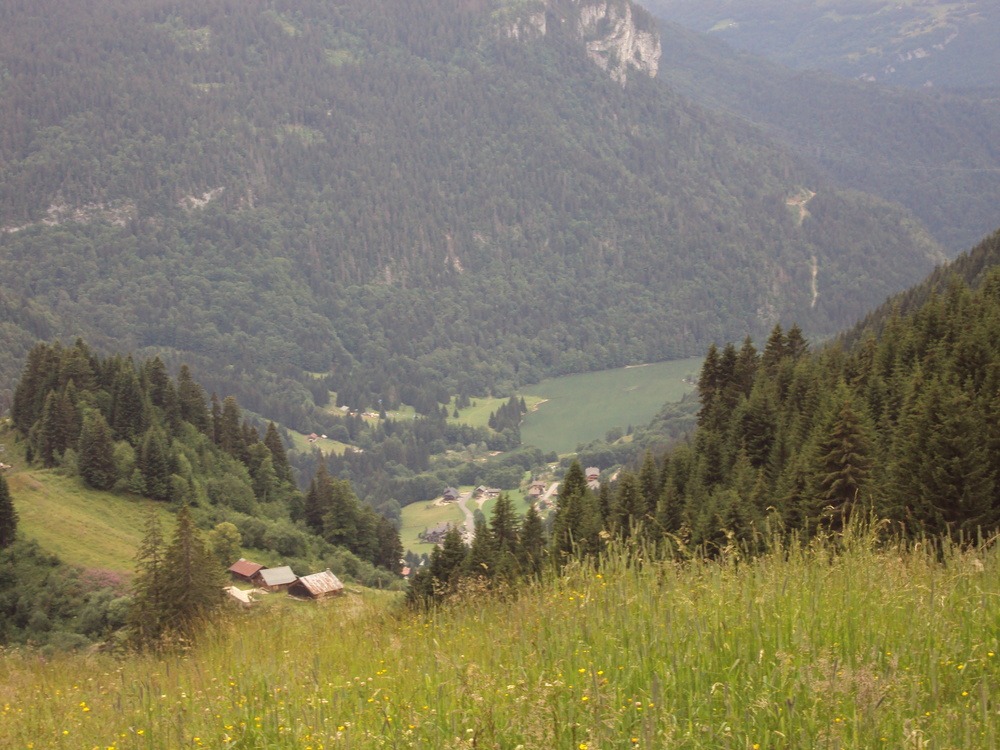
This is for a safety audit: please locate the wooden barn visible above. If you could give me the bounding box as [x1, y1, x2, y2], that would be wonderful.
[288, 570, 344, 600]
[228, 558, 265, 584]
[252, 565, 297, 592]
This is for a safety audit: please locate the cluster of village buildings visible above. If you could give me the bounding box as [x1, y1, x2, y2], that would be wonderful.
[419, 469, 601, 545]
[224, 559, 344, 606]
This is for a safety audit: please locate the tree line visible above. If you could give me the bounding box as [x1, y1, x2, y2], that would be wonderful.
[410, 260, 1000, 604]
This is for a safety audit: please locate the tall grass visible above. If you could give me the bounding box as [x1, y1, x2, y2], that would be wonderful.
[2, 527, 998, 749]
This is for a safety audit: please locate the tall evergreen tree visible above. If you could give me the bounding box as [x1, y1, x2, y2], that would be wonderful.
[78, 410, 117, 491]
[157, 505, 225, 639]
[518, 502, 546, 576]
[550, 460, 601, 559]
[139, 428, 173, 502]
[263, 421, 294, 484]
[128, 512, 167, 647]
[0, 472, 18, 549]
[806, 394, 872, 533]
[176, 364, 209, 432]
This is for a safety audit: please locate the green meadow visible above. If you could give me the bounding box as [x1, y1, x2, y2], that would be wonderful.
[520, 358, 702, 454]
[398, 496, 467, 555]
[8, 470, 175, 575]
[3, 526, 998, 749]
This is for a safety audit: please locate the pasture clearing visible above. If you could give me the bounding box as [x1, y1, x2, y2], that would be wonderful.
[520, 357, 702, 454]
[8, 470, 175, 574]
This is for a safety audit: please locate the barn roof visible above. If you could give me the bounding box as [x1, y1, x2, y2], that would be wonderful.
[294, 570, 344, 597]
[228, 558, 265, 578]
[259, 566, 297, 587]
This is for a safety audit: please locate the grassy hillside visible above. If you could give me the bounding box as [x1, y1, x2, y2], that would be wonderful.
[8, 470, 173, 575]
[2, 526, 998, 748]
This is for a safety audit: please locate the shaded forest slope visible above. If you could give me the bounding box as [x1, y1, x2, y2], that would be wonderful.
[0, 0, 942, 426]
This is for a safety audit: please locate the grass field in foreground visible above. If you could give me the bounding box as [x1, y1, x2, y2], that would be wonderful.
[8, 470, 175, 574]
[2, 525, 998, 749]
[520, 357, 703, 454]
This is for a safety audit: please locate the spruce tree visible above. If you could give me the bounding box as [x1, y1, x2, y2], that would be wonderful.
[0, 472, 18, 549]
[110, 361, 147, 444]
[322, 478, 361, 550]
[463, 518, 497, 581]
[157, 505, 225, 639]
[263, 421, 294, 484]
[428, 525, 467, 595]
[489, 493, 520, 579]
[613, 471, 645, 540]
[807, 395, 872, 533]
[550, 460, 601, 559]
[176, 364, 209, 432]
[128, 512, 167, 647]
[78, 410, 117, 490]
[518, 502, 546, 576]
[139, 428, 173, 501]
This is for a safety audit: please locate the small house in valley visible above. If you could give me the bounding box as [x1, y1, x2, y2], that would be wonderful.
[228, 558, 265, 584]
[288, 570, 344, 600]
[253, 565, 297, 592]
[442, 487, 460, 503]
[422, 521, 457, 544]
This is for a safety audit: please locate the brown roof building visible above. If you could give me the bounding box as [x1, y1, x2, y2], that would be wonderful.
[228, 558, 265, 584]
[288, 570, 345, 600]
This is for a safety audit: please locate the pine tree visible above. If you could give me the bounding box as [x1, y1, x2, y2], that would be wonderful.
[303, 463, 332, 534]
[263, 421, 294, 484]
[373, 515, 403, 574]
[613, 471, 645, 540]
[518, 502, 546, 576]
[157, 505, 225, 639]
[34, 390, 62, 467]
[428, 525, 467, 595]
[177, 364, 209, 432]
[322, 478, 361, 550]
[550, 460, 601, 560]
[78, 410, 117, 490]
[489, 493, 520, 579]
[128, 512, 167, 646]
[109, 361, 147, 444]
[637, 450, 661, 518]
[218, 396, 248, 464]
[0, 472, 18, 549]
[463, 518, 497, 580]
[806, 394, 872, 533]
[139, 428, 173, 501]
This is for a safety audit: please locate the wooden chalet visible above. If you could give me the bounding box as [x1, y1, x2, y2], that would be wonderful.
[442, 487, 460, 503]
[423, 521, 457, 544]
[228, 558, 265, 584]
[252, 565, 297, 592]
[288, 569, 345, 600]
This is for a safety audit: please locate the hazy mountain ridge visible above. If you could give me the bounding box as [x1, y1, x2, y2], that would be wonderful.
[640, 0, 1000, 88]
[651, 19, 1000, 253]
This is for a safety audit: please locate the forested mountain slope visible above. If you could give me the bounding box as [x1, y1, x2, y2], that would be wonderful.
[652, 20, 1000, 253]
[0, 0, 942, 427]
[641, 0, 1000, 88]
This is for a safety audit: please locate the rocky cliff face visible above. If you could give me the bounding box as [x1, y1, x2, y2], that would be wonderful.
[500, 0, 661, 86]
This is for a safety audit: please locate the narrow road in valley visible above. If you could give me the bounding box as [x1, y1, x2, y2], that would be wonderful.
[456, 491, 475, 536]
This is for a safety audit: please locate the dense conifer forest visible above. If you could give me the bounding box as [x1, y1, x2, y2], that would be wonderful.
[0, 0, 947, 430]
[0, 341, 402, 647]
[411, 229, 1000, 603]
